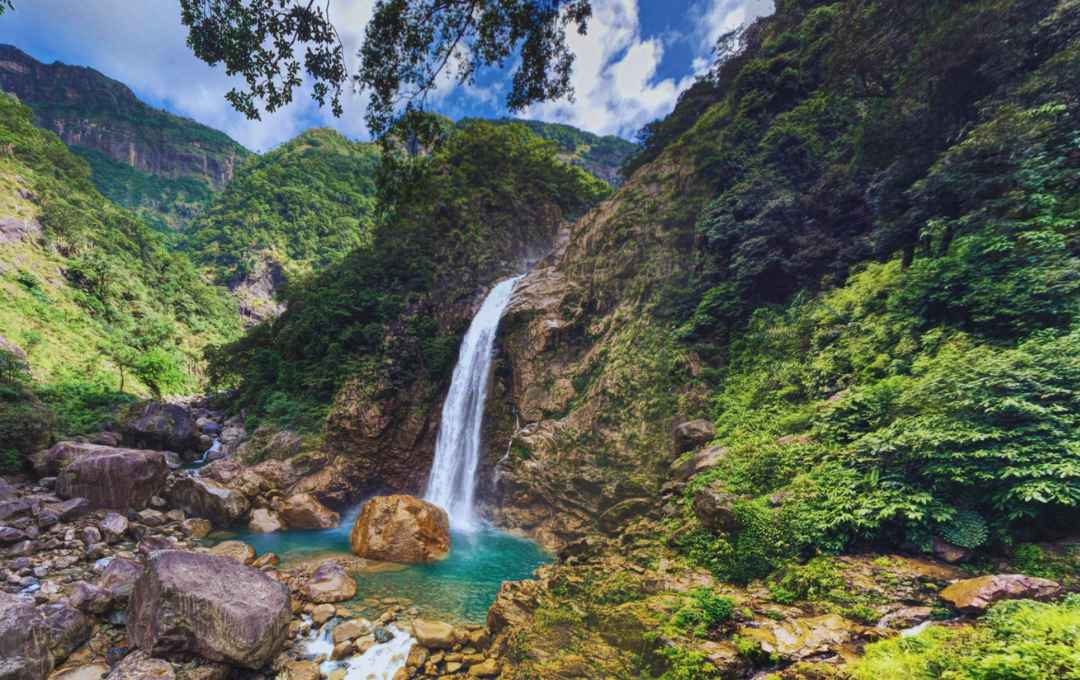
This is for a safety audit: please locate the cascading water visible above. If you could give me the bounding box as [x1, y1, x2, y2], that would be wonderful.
[425, 275, 522, 530]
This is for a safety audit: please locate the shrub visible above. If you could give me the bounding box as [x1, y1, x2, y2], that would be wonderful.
[669, 588, 735, 638]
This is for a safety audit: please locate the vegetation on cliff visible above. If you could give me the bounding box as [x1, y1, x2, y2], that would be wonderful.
[0, 92, 240, 469]
[208, 120, 609, 429]
[183, 128, 380, 287]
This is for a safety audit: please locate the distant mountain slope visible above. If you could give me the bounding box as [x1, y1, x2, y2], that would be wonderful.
[462, 117, 637, 185]
[0, 44, 251, 229]
[0, 92, 240, 449]
[184, 128, 380, 323]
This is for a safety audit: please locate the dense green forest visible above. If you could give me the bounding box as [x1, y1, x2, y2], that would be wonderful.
[183, 128, 381, 287]
[0, 93, 240, 470]
[209, 120, 610, 429]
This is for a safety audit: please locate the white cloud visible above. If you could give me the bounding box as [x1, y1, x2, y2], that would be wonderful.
[523, 0, 698, 138]
[691, 0, 774, 74]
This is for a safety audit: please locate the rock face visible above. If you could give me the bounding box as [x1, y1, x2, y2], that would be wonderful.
[167, 476, 250, 527]
[54, 446, 168, 511]
[127, 550, 290, 669]
[122, 402, 202, 455]
[280, 493, 340, 529]
[939, 574, 1063, 613]
[349, 495, 450, 563]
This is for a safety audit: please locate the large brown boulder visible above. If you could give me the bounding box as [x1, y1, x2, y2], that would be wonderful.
[122, 402, 201, 455]
[52, 446, 167, 511]
[167, 476, 250, 527]
[280, 493, 339, 529]
[349, 495, 450, 563]
[940, 574, 1062, 613]
[127, 550, 290, 669]
[303, 561, 357, 603]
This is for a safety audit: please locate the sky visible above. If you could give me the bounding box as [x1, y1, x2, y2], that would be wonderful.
[0, 0, 773, 152]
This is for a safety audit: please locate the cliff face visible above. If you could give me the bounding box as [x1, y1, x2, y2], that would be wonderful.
[0, 44, 249, 189]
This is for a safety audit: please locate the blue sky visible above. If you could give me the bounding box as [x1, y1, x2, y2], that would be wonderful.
[0, 0, 772, 151]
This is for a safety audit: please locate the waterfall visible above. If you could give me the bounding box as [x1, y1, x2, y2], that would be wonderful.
[425, 275, 522, 530]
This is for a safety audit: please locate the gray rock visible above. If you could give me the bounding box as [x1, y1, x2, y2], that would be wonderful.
[166, 476, 249, 527]
[122, 402, 201, 455]
[672, 419, 716, 455]
[54, 446, 167, 511]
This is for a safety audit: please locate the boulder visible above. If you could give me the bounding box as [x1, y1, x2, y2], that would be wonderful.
[50, 498, 91, 521]
[99, 557, 143, 601]
[280, 493, 340, 530]
[411, 619, 454, 649]
[51, 445, 167, 511]
[331, 619, 370, 644]
[0, 591, 52, 679]
[127, 550, 290, 669]
[99, 512, 129, 542]
[932, 536, 973, 564]
[349, 495, 450, 563]
[122, 402, 201, 454]
[88, 431, 122, 447]
[737, 614, 864, 662]
[939, 574, 1062, 614]
[0, 526, 25, 544]
[248, 508, 284, 533]
[303, 562, 357, 603]
[40, 603, 91, 666]
[68, 581, 113, 614]
[167, 476, 249, 527]
[51, 663, 111, 680]
[691, 485, 742, 533]
[208, 540, 256, 565]
[672, 420, 716, 455]
[180, 518, 212, 539]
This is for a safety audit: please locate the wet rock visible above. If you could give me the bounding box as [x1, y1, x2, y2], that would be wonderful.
[691, 485, 741, 533]
[331, 618, 369, 644]
[372, 626, 393, 643]
[122, 402, 201, 455]
[939, 574, 1062, 614]
[128, 550, 290, 669]
[280, 493, 339, 530]
[99, 512, 129, 543]
[411, 619, 454, 649]
[251, 552, 279, 570]
[105, 651, 174, 679]
[167, 476, 249, 527]
[52, 445, 167, 511]
[310, 603, 335, 626]
[247, 508, 283, 533]
[304, 561, 357, 603]
[672, 419, 715, 455]
[349, 495, 450, 563]
[281, 660, 319, 680]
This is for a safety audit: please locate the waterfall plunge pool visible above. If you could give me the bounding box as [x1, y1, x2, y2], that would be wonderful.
[214, 505, 551, 624]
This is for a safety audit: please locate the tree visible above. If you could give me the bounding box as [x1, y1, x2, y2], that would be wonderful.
[179, 0, 592, 136]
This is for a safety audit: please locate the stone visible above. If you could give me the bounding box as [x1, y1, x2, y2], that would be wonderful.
[672, 419, 716, 455]
[737, 614, 864, 662]
[469, 659, 499, 677]
[137, 509, 166, 527]
[691, 485, 742, 533]
[167, 476, 250, 527]
[196, 417, 221, 436]
[208, 540, 256, 565]
[122, 402, 201, 455]
[251, 552, 279, 570]
[99, 512, 129, 542]
[331, 619, 369, 644]
[597, 497, 652, 533]
[311, 603, 335, 626]
[105, 651, 174, 679]
[876, 606, 933, 630]
[282, 660, 319, 680]
[127, 550, 290, 669]
[304, 561, 357, 603]
[932, 536, 973, 564]
[99, 558, 143, 601]
[349, 495, 450, 563]
[180, 518, 212, 539]
[672, 445, 728, 481]
[51, 445, 167, 511]
[0, 526, 25, 544]
[280, 493, 340, 530]
[69, 580, 113, 614]
[51, 498, 91, 522]
[247, 508, 284, 533]
[88, 431, 122, 447]
[138, 536, 177, 557]
[40, 603, 92, 666]
[411, 619, 455, 649]
[939, 574, 1062, 614]
[0, 591, 52, 679]
[50, 663, 111, 680]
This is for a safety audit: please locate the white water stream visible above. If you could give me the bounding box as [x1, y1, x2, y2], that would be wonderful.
[425, 276, 522, 530]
